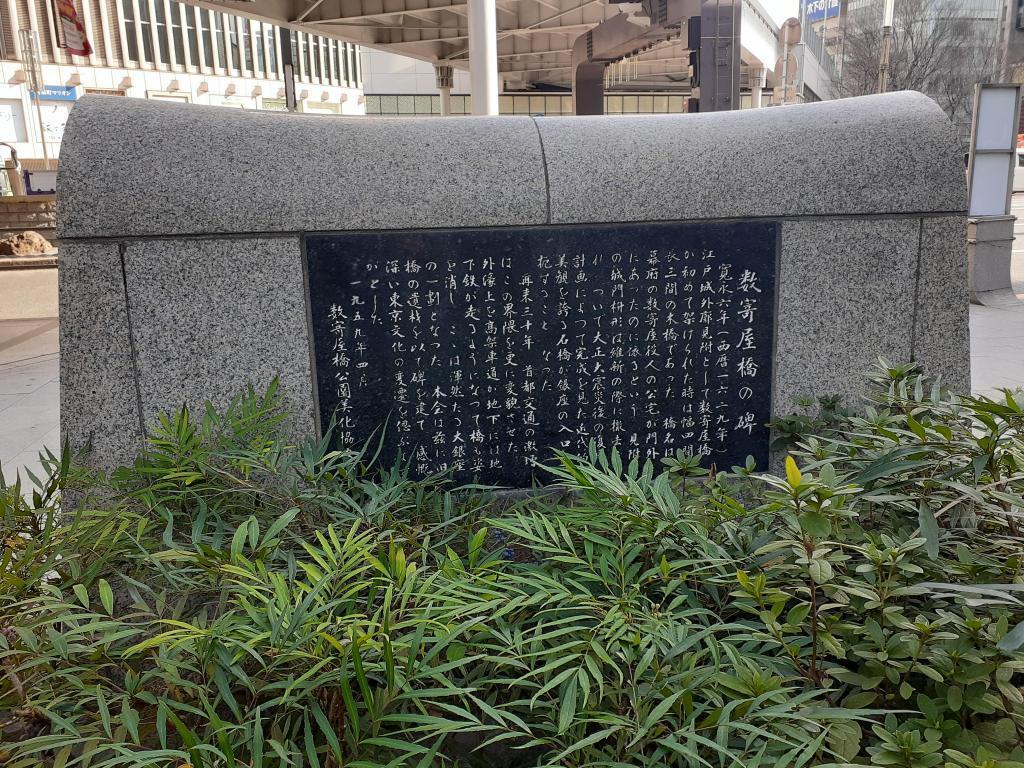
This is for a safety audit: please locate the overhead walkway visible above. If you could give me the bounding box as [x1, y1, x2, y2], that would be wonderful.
[183, 0, 803, 113]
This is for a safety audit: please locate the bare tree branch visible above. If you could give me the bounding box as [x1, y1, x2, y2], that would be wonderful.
[833, 0, 1001, 134]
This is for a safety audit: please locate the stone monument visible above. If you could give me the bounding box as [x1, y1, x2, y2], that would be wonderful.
[58, 91, 969, 484]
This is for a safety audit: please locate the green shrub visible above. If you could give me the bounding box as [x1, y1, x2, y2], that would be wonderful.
[1, 364, 1023, 767]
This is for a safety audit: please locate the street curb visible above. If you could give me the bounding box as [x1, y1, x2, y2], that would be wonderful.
[0, 253, 58, 269]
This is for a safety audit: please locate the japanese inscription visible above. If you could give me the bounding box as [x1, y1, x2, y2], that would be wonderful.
[305, 221, 779, 486]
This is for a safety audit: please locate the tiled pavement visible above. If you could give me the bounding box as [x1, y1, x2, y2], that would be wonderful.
[0, 316, 59, 485]
[2, 227, 1024, 486]
[970, 195, 1024, 399]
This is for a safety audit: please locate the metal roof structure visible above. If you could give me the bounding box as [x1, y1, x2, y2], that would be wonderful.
[186, 0, 785, 93]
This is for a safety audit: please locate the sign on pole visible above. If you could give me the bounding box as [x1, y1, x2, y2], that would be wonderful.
[18, 29, 43, 94]
[17, 29, 50, 162]
[804, 0, 839, 22]
[967, 83, 1022, 217]
[55, 0, 93, 56]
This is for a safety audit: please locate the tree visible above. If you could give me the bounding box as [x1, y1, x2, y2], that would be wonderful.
[833, 0, 1002, 135]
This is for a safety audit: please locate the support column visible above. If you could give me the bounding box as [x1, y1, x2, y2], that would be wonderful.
[749, 66, 766, 108]
[468, 0, 499, 115]
[571, 31, 605, 115]
[435, 63, 454, 116]
[698, 0, 741, 111]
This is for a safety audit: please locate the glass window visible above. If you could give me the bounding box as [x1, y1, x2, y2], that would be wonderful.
[266, 27, 277, 75]
[653, 94, 668, 113]
[668, 94, 684, 112]
[228, 19, 240, 71]
[290, 31, 299, 74]
[136, 0, 154, 63]
[380, 95, 398, 114]
[314, 37, 323, 80]
[183, 4, 199, 66]
[213, 14, 227, 70]
[606, 95, 623, 113]
[638, 95, 653, 113]
[529, 95, 545, 114]
[243, 24, 253, 72]
[121, 0, 139, 62]
[170, 3, 186, 65]
[499, 95, 513, 114]
[154, 1, 169, 63]
[365, 95, 381, 114]
[414, 95, 432, 114]
[302, 35, 312, 80]
[200, 10, 214, 68]
[254, 22, 265, 73]
[622, 95, 639, 113]
[545, 95, 562, 115]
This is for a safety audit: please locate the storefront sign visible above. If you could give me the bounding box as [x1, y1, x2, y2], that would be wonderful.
[805, 0, 839, 22]
[56, 0, 93, 56]
[31, 85, 81, 101]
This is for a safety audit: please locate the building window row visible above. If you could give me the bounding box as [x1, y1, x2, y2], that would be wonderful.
[366, 93, 698, 117]
[364, 90, 775, 117]
[117, 0, 359, 86]
[0, 0, 361, 89]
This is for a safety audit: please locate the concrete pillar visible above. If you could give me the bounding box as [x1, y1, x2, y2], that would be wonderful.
[750, 66, 766, 108]
[435, 64, 454, 116]
[468, 0, 499, 115]
[698, 0, 741, 111]
[968, 215, 1017, 302]
[571, 31, 605, 115]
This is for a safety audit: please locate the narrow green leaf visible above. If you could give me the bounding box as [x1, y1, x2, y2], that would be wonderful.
[998, 620, 1024, 652]
[918, 501, 940, 560]
[98, 579, 114, 616]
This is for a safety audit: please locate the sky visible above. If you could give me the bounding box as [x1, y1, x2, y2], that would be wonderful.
[759, 0, 800, 25]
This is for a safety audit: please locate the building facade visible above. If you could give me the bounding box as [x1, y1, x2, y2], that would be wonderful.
[360, 47, 774, 119]
[1, 0, 365, 172]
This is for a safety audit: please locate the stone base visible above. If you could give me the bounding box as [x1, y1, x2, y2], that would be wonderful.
[969, 215, 1016, 301]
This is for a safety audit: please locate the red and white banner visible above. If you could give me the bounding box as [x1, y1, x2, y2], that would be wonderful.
[55, 0, 93, 57]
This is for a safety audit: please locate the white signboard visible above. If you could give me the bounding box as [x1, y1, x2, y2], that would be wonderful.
[0, 101, 23, 142]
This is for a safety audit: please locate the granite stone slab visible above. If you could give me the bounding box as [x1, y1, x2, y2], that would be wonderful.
[58, 97, 549, 239]
[537, 92, 965, 225]
[55, 92, 972, 482]
[59, 241, 144, 469]
[914, 215, 971, 393]
[773, 217, 920, 414]
[121, 236, 316, 438]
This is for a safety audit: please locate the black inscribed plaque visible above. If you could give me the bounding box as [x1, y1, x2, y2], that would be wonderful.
[304, 221, 779, 487]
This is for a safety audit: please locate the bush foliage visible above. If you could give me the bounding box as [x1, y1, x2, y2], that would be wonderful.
[2, 365, 1024, 767]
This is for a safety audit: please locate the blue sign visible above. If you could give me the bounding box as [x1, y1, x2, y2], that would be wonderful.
[805, 0, 839, 21]
[30, 85, 81, 101]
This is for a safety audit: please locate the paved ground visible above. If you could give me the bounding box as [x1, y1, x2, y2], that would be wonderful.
[970, 195, 1024, 398]
[2, 221, 1024, 486]
[0, 315, 59, 485]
